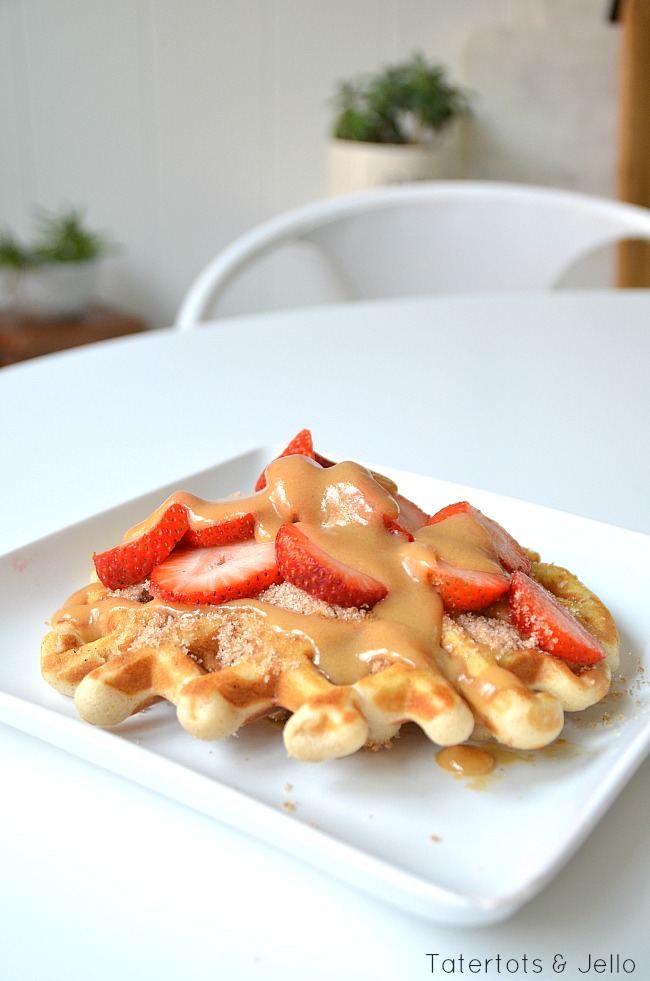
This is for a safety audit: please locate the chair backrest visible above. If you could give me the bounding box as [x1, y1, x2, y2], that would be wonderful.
[175, 180, 650, 329]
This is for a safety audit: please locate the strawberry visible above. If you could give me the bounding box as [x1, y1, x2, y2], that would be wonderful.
[394, 492, 431, 535]
[509, 570, 605, 664]
[313, 450, 336, 469]
[275, 522, 387, 609]
[428, 501, 530, 574]
[255, 429, 333, 491]
[183, 512, 255, 547]
[382, 492, 430, 540]
[149, 540, 282, 606]
[427, 559, 511, 611]
[384, 517, 415, 541]
[93, 502, 189, 590]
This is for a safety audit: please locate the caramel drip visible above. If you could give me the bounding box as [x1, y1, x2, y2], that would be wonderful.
[435, 745, 497, 777]
[51, 456, 503, 688]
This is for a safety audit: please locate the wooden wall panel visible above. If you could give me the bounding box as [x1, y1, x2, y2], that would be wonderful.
[618, 0, 650, 285]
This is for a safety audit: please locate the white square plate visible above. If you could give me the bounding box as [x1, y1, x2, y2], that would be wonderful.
[1, 447, 649, 926]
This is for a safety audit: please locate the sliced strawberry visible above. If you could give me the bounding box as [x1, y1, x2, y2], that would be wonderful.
[93, 503, 189, 590]
[394, 493, 431, 534]
[383, 492, 430, 540]
[384, 517, 414, 541]
[150, 540, 282, 606]
[427, 559, 511, 611]
[183, 512, 255, 547]
[275, 522, 387, 609]
[509, 570, 605, 664]
[428, 501, 530, 574]
[314, 450, 335, 469]
[255, 429, 333, 491]
[279, 427, 315, 457]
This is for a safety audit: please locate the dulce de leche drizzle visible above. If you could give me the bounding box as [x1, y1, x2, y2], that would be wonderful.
[52, 456, 502, 688]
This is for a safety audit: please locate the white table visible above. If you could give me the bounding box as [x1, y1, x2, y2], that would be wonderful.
[1, 291, 649, 981]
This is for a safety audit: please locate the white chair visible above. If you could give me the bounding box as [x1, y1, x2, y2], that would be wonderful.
[175, 180, 650, 329]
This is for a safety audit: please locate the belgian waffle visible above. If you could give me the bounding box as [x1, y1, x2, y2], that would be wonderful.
[41, 432, 619, 762]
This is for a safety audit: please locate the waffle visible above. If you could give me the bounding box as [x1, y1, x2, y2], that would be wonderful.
[41, 435, 620, 762]
[438, 560, 617, 750]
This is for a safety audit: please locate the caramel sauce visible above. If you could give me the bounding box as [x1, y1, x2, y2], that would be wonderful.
[435, 745, 497, 777]
[416, 516, 505, 575]
[51, 456, 505, 713]
[436, 738, 579, 785]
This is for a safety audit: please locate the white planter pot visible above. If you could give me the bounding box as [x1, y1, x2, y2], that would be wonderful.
[1, 259, 99, 318]
[326, 130, 460, 196]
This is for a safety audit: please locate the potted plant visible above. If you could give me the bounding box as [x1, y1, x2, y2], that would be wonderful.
[0, 207, 115, 318]
[327, 53, 471, 195]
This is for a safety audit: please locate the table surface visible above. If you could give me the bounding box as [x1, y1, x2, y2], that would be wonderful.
[1, 290, 649, 981]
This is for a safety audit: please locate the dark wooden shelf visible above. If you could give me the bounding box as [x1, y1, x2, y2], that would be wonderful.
[0, 304, 148, 366]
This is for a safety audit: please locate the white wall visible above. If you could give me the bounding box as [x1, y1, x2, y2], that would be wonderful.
[1, 0, 621, 328]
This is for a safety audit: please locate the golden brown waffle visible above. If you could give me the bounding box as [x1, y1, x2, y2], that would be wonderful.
[41, 437, 620, 762]
[41, 560, 619, 762]
[438, 559, 618, 750]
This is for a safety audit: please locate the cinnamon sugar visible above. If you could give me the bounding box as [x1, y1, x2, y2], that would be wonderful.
[119, 608, 220, 654]
[454, 612, 537, 652]
[107, 582, 152, 603]
[114, 589, 312, 677]
[259, 581, 368, 620]
[209, 612, 285, 674]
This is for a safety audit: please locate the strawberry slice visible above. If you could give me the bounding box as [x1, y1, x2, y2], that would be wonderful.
[393, 493, 430, 534]
[255, 429, 334, 491]
[93, 503, 189, 590]
[428, 560, 511, 611]
[428, 501, 530, 574]
[384, 517, 415, 541]
[275, 522, 387, 609]
[150, 540, 282, 606]
[509, 570, 605, 664]
[183, 512, 255, 547]
[384, 492, 431, 540]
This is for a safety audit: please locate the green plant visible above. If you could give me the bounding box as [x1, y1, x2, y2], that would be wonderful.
[332, 54, 471, 144]
[0, 207, 115, 269]
[0, 234, 28, 269]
